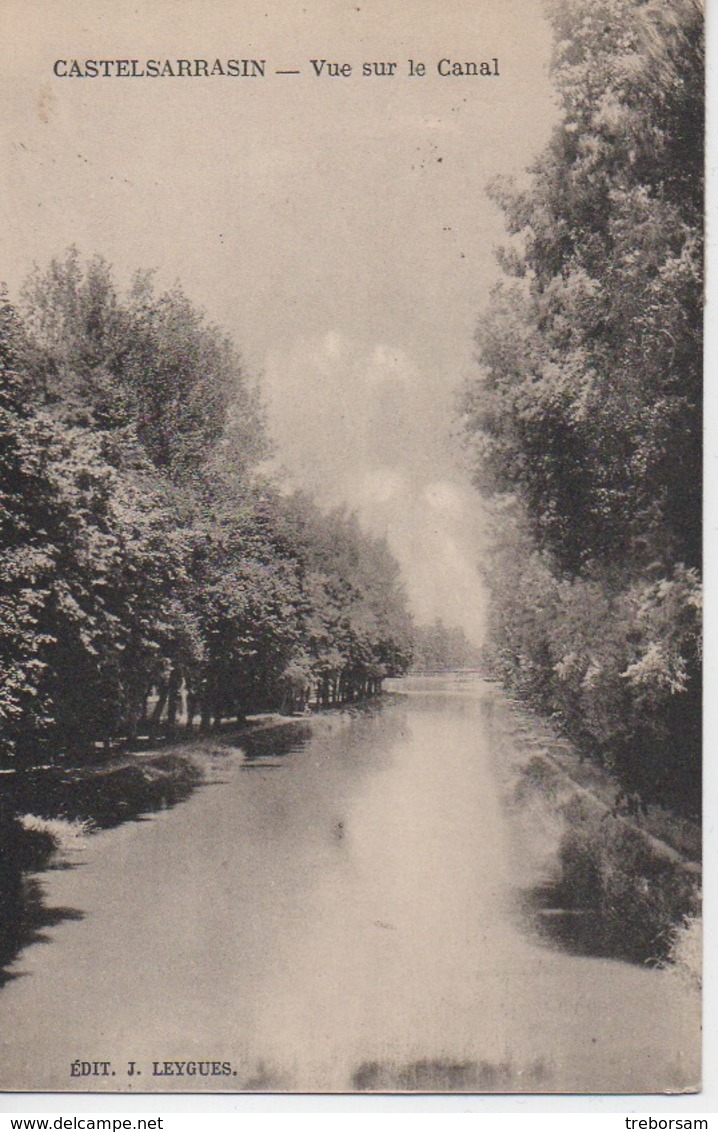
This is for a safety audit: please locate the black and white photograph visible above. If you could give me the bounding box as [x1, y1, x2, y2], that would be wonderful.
[0, 0, 704, 1098]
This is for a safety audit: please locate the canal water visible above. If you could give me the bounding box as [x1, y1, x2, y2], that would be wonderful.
[0, 676, 700, 1093]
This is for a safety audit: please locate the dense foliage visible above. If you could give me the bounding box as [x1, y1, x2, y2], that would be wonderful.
[0, 254, 413, 764]
[461, 0, 702, 812]
[410, 620, 480, 673]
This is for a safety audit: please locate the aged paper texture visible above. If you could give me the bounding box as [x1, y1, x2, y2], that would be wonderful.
[0, 0, 703, 1096]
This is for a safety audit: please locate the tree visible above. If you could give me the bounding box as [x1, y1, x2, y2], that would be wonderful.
[2, 252, 413, 759]
[270, 494, 413, 704]
[20, 250, 268, 483]
[465, 0, 701, 574]
[461, 0, 703, 811]
[411, 620, 479, 672]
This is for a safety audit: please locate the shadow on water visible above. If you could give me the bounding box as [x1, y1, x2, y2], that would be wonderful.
[519, 849, 698, 968]
[519, 882, 621, 963]
[9, 754, 202, 831]
[0, 820, 85, 987]
[240, 721, 313, 762]
[352, 1056, 551, 1093]
[0, 753, 203, 985]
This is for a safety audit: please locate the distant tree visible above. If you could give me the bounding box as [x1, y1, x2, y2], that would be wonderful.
[411, 620, 479, 672]
[271, 495, 414, 704]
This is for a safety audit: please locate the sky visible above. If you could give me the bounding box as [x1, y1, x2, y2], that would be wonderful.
[0, 0, 558, 643]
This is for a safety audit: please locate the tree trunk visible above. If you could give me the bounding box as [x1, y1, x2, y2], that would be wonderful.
[186, 691, 197, 733]
[148, 682, 168, 740]
[166, 667, 181, 736]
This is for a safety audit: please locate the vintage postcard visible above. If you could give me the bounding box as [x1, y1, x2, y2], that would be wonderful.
[0, 0, 703, 1096]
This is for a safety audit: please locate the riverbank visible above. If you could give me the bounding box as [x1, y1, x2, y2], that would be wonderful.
[484, 684, 701, 983]
[0, 701, 392, 976]
[0, 707, 337, 983]
[3, 707, 351, 831]
[2, 679, 702, 994]
[0, 674, 700, 1093]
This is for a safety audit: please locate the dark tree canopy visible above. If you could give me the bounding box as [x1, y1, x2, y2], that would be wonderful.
[411, 620, 479, 672]
[19, 250, 268, 481]
[0, 256, 413, 764]
[461, 0, 702, 811]
[465, 0, 702, 575]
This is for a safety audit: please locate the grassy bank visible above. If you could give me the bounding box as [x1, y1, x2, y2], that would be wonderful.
[494, 691, 701, 984]
[0, 709, 324, 982]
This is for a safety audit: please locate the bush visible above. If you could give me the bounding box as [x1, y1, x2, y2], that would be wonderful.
[556, 800, 699, 963]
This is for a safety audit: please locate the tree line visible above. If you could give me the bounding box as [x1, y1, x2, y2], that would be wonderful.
[0, 252, 413, 766]
[410, 619, 480, 673]
[461, 0, 702, 813]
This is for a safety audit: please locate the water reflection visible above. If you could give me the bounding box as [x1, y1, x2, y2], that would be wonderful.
[519, 883, 612, 960]
[0, 679, 701, 1094]
[508, 749, 699, 968]
[0, 818, 85, 987]
[2, 757, 200, 837]
[0, 876, 84, 989]
[0, 753, 202, 983]
[0, 710, 386, 986]
[240, 721, 313, 761]
[353, 1055, 550, 1092]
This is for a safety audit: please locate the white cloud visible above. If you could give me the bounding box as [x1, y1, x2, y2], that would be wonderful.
[265, 331, 488, 643]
